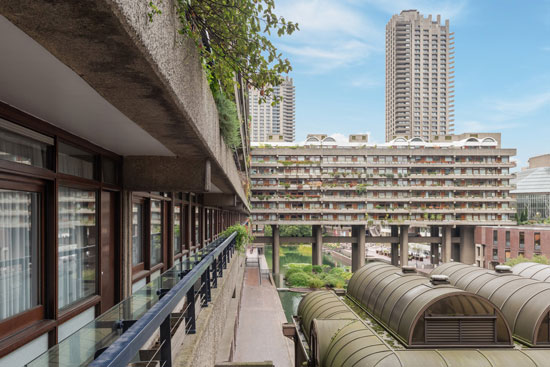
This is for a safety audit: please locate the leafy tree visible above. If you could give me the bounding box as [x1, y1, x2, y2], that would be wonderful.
[505, 254, 550, 267]
[150, 0, 298, 102]
[263, 225, 312, 237]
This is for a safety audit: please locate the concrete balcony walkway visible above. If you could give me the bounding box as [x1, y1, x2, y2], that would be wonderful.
[233, 250, 294, 367]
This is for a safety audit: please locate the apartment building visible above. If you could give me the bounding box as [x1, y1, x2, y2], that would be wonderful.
[386, 10, 455, 141]
[249, 76, 295, 142]
[250, 133, 515, 228]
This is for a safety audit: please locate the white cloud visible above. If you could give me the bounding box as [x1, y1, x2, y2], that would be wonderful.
[492, 91, 550, 119]
[542, 46, 550, 52]
[274, 0, 382, 73]
[348, 74, 382, 89]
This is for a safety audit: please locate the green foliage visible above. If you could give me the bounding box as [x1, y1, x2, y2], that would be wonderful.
[284, 262, 351, 289]
[308, 277, 325, 288]
[505, 254, 550, 267]
[312, 265, 323, 274]
[221, 224, 253, 251]
[281, 226, 312, 236]
[213, 91, 241, 149]
[515, 209, 529, 225]
[355, 184, 367, 195]
[324, 275, 345, 288]
[150, 0, 298, 102]
[263, 225, 312, 237]
[287, 272, 312, 287]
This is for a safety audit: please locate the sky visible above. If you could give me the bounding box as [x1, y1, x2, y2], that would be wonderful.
[272, 0, 550, 169]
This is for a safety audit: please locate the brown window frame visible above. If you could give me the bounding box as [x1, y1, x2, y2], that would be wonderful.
[131, 193, 170, 284]
[0, 103, 123, 357]
[0, 177, 46, 340]
[131, 197, 147, 276]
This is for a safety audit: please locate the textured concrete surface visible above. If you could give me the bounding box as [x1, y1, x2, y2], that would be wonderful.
[174, 254, 245, 367]
[233, 252, 294, 367]
[0, 0, 248, 208]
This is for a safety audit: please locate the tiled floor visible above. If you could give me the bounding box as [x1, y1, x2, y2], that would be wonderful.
[233, 251, 294, 367]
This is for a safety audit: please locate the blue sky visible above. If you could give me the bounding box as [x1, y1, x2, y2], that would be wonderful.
[273, 0, 550, 169]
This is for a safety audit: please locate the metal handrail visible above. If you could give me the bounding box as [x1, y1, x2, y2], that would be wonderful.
[90, 231, 238, 367]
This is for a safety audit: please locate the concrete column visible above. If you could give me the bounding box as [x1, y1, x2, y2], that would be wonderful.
[272, 225, 280, 275]
[400, 225, 410, 267]
[430, 226, 440, 265]
[391, 225, 399, 266]
[441, 225, 452, 263]
[312, 225, 323, 266]
[459, 226, 476, 265]
[351, 225, 366, 272]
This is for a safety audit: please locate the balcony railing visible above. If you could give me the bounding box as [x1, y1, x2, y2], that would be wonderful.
[28, 231, 238, 367]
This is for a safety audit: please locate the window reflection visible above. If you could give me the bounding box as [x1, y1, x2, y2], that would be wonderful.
[132, 203, 143, 265]
[174, 205, 181, 254]
[58, 187, 96, 309]
[0, 189, 40, 319]
[150, 200, 162, 266]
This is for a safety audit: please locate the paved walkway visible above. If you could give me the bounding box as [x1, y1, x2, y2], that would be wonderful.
[233, 250, 294, 367]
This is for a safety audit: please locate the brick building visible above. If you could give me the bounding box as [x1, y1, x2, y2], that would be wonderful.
[475, 226, 550, 268]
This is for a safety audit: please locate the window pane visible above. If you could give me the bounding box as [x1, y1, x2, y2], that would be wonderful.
[0, 189, 40, 320]
[58, 187, 97, 309]
[194, 207, 200, 247]
[0, 126, 50, 168]
[102, 158, 118, 185]
[58, 142, 95, 179]
[132, 203, 143, 265]
[174, 205, 181, 254]
[151, 200, 163, 266]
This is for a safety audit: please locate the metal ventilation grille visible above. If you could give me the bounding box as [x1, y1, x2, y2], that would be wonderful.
[425, 318, 496, 344]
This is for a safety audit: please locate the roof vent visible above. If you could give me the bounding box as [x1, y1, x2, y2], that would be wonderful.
[430, 274, 449, 285]
[495, 265, 512, 274]
[402, 266, 417, 274]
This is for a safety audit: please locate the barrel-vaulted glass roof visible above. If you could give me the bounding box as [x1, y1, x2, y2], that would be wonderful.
[297, 290, 357, 342]
[512, 262, 550, 282]
[347, 262, 512, 347]
[432, 262, 550, 346]
[297, 290, 550, 367]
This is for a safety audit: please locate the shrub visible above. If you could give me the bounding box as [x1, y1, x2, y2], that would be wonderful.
[308, 278, 325, 289]
[284, 267, 304, 279]
[312, 265, 323, 274]
[303, 264, 313, 273]
[324, 275, 346, 288]
[221, 224, 252, 251]
[287, 272, 312, 287]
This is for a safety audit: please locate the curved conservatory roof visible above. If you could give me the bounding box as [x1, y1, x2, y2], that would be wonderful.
[513, 262, 550, 282]
[347, 262, 512, 347]
[299, 291, 550, 367]
[297, 290, 357, 342]
[432, 262, 550, 346]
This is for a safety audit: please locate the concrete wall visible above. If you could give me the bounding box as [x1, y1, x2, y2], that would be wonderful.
[0, 0, 248, 208]
[528, 154, 550, 169]
[174, 254, 245, 367]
